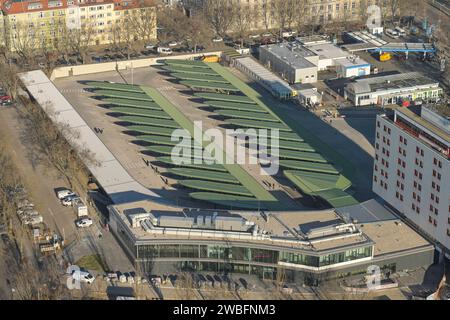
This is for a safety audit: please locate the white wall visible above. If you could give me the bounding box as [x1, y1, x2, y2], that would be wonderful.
[373, 115, 450, 251]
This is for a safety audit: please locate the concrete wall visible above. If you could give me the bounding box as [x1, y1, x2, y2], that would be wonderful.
[50, 51, 223, 80]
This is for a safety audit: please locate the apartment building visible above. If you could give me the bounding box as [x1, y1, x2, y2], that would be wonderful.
[373, 105, 450, 258]
[182, 0, 368, 32]
[0, 0, 156, 52]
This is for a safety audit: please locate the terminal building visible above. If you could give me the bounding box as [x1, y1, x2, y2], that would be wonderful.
[345, 72, 443, 106]
[108, 198, 434, 285]
[373, 105, 450, 258]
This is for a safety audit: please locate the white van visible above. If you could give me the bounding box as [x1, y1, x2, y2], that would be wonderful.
[394, 27, 406, 37]
[157, 47, 173, 55]
[385, 29, 399, 39]
[71, 270, 95, 284]
[57, 189, 75, 200]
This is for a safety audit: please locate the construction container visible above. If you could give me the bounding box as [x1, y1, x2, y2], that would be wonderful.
[201, 55, 220, 63]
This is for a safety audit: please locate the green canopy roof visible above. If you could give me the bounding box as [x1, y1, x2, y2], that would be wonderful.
[168, 168, 239, 184]
[86, 81, 143, 93]
[171, 73, 230, 83]
[165, 59, 211, 68]
[118, 116, 179, 128]
[194, 92, 256, 104]
[134, 135, 202, 148]
[258, 139, 315, 152]
[102, 98, 162, 110]
[313, 189, 359, 208]
[93, 89, 153, 102]
[216, 109, 279, 122]
[274, 149, 327, 162]
[189, 192, 266, 209]
[279, 160, 339, 174]
[226, 118, 291, 131]
[162, 65, 219, 76]
[146, 146, 215, 161]
[156, 156, 227, 172]
[109, 107, 172, 119]
[205, 100, 266, 113]
[179, 180, 253, 196]
[180, 80, 240, 92]
[125, 125, 183, 136]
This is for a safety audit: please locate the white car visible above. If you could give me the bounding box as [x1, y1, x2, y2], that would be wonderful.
[57, 189, 75, 200]
[212, 37, 223, 43]
[145, 44, 156, 50]
[61, 194, 79, 206]
[76, 217, 93, 228]
[71, 270, 95, 284]
[248, 34, 260, 39]
[168, 41, 178, 47]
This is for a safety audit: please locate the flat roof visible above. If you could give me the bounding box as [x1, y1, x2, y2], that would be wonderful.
[19, 70, 164, 205]
[335, 56, 370, 68]
[235, 57, 292, 95]
[261, 43, 317, 70]
[396, 107, 450, 143]
[110, 199, 432, 255]
[304, 42, 349, 60]
[348, 72, 439, 94]
[335, 199, 398, 224]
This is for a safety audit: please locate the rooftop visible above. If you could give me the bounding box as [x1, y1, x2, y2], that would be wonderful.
[261, 43, 317, 70]
[304, 42, 349, 60]
[335, 56, 370, 68]
[348, 72, 439, 94]
[110, 198, 432, 256]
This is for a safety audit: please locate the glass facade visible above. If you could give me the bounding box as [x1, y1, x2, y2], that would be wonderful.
[135, 244, 372, 269]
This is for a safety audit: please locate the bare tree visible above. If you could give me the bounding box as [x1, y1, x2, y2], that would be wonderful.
[9, 21, 38, 63]
[271, 0, 290, 37]
[203, 0, 236, 37]
[69, 19, 95, 64]
[234, 2, 255, 46]
[129, 6, 157, 47]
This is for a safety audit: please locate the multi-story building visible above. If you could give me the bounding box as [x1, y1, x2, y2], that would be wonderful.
[373, 105, 450, 258]
[0, 0, 156, 52]
[108, 198, 434, 285]
[183, 0, 368, 32]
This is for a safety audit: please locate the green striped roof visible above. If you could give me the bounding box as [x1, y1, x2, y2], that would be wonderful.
[165, 59, 211, 68]
[134, 135, 202, 148]
[279, 160, 339, 174]
[156, 156, 227, 172]
[271, 149, 328, 163]
[168, 168, 239, 184]
[258, 139, 315, 152]
[180, 80, 240, 92]
[179, 180, 253, 196]
[216, 109, 278, 122]
[93, 89, 153, 102]
[86, 81, 143, 93]
[284, 171, 351, 193]
[189, 192, 265, 209]
[109, 107, 172, 119]
[205, 100, 266, 113]
[125, 125, 182, 136]
[171, 73, 229, 83]
[146, 146, 215, 161]
[102, 98, 162, 110]
[118, 116, 180, 128]
[226, 118, 291, 131]
[162, 65, 219, 76]
[194, 92, 256, 104]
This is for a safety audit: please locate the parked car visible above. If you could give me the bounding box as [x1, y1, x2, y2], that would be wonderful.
[168, 41, 178, 47]
[76, 217, 93, 228]
[248, 34, 260, 39]
[157, 47, 173, 55]
[145, 44, 156, 50]
[71, 270, 95, 284]
[0, 95, 12, 106]
[212, 37, 223, 43]
[61, 194, 80, 207]
[56, 188, 75, 200]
